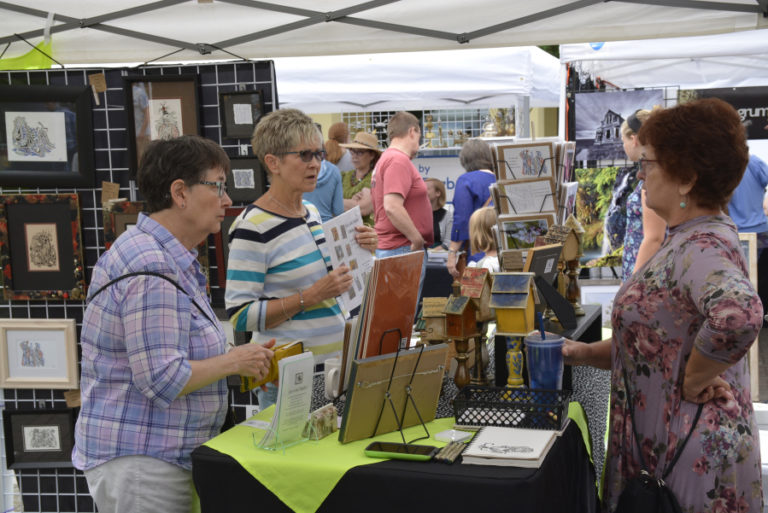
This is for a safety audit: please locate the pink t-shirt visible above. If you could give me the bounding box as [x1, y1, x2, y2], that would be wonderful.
[371, 148, 434, 249]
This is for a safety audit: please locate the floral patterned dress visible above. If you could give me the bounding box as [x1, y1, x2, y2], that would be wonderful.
[605, 214, 763, 513]
[621, 180, 644, 281]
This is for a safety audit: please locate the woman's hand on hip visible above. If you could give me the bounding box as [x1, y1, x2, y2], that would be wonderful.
[230, 338, 275, 379]
[683, 375, 733, 404]
[354, 225, 378, 252]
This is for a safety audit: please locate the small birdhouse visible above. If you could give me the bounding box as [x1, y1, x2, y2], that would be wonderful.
[443, 295, 480, 339]
[421, 297, 448, 342]
[563, 214, 585, 259]
[490, 272, 536, 335]
[460, 267, 494, 322]
[543, 225, 580, 262]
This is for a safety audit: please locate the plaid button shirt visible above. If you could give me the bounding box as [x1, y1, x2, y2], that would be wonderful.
[73, 214, 226, 471]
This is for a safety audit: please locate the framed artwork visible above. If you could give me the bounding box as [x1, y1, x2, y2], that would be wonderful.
[0, 318, 78, 389]
[580, 282, 621, 329]
[738, 232, 759, 401]
[523, 243, 563, 284]
[3, 408, 75, 468]
[497, 213, 556, 250]
[214, 207, 244, 288]
[0, 84, 94, 187]
[103, 200, 145, 250]
[124, 74, 200, 173]
[496, 142, 555, 181]
[558, 181, 579, 224]
[219, 90, 264, 139]
[496, 178, 557, 216]
[0, 194, 86, 300]
[227, 157, 267, 204]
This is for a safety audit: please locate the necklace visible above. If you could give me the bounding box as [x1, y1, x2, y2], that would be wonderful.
[350, 168, 371, 187]
[268, 192, 304, 217]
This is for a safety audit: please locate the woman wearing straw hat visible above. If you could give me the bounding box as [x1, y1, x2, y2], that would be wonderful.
[340, 132, 382, 225]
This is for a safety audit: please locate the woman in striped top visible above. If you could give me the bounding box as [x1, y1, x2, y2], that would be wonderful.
[225, 109, 377, 408]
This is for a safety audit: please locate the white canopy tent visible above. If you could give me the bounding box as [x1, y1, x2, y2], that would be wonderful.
[0, 0, 765, 65]
[273, 46, 562, 112]
[559, 28, 768, 90]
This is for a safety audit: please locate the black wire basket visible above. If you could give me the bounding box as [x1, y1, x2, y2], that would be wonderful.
[453, 386, 572, 431]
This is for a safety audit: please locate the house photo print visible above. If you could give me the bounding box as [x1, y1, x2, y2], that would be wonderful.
[574, 90, 664, 163]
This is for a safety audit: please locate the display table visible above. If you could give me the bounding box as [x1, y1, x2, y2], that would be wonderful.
[192, 408, 597, 513]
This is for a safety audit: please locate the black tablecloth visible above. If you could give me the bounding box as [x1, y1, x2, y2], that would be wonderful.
[192, 421, 598, 513]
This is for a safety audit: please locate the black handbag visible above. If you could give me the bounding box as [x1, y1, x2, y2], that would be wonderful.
[614, 367, 703, 513]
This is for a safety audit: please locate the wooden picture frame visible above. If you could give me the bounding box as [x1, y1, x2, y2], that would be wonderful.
[497, 213, 556, 250]
[496, 178, 557, 216]
[103, 200, 145, 250]
[219, 90, 264, 139]
[213, 207, 244, 288]
[227, 157, 267, 204]
[0, 84, 95, 187]
[3, 408, 75, 468]
[495, 142, 555, 182]
[124, 74, 200, 174]
[0, 194, 86, 300]
[739, 232, 759, 401]
[0, 318, 78, 389]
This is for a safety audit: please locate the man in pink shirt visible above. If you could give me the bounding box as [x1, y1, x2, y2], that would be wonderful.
[371, 111, 434, 297]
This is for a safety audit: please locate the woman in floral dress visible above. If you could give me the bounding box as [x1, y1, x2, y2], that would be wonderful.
[564, 98, 763, 513]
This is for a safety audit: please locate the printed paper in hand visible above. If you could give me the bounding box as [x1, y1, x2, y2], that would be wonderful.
[258, 352, 314, 449]
[322, 206, 374, 311]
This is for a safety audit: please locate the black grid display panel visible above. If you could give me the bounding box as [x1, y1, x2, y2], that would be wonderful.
[0, 61, 276, 513]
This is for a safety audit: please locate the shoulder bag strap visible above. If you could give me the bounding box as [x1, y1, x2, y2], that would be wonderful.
[482, 195, 492, 208]
[89, 271, 215, 325]
[621, 365, 703, 479]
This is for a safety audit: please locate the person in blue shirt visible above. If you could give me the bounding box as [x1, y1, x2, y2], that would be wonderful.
[303, 158, 344, 222]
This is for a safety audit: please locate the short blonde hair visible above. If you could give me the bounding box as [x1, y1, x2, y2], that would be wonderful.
[620, 109, 651, 139]
[424, 178, 446, 209]
[469, 207, 498, 254]
[251, 109, 321, 172]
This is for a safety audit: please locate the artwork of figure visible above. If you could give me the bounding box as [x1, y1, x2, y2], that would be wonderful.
[20, 340, 45, 367]
[148, 98, 183, 141]
[11, 116, 55, 158]
[25, 223, 60, 272]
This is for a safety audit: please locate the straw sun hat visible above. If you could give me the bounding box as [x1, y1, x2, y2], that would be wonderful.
[340, 132, 381, 154]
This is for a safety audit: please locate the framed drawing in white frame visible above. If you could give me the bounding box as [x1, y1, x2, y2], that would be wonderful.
[495, 142, 555, 181]
[738, 232, 759, 401]
[580, 282, 621, 329]
[0, 318, 78, 389]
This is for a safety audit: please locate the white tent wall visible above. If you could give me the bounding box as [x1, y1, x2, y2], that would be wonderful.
[0, 1, 765, 66]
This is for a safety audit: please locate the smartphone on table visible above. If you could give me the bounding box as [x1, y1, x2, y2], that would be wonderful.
[363, 441, 438, 461]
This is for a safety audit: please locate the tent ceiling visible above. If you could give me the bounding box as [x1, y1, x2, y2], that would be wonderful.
[0, 0, 765, 65]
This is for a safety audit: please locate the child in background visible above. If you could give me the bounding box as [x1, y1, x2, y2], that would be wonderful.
[467, 207, 499, 272]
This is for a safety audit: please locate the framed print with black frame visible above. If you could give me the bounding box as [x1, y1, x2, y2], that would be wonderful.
[227, 157, 267, 204]
[220, 90, 264, 139]
[0, 84, 94, 187]
[3, 408, 75, 469]
[0, 318, 78, 389]
[124, 74, 200, 174]
[0, 194, 86, 300]
[214, 207, 244, 288]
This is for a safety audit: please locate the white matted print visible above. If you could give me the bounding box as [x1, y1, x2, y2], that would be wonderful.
[0, 318, 78, 389]
[496, 178, 556, 215]
[5, 111, 68, 163]
[497, 142, 554, 181]
[581, 283, 621, 329]
[497, 213, 555, 250]
[559, 182, 579, 224]
[24, 223, 60, 272]
[232, 167, 256, 189]
[23, 425, 61, 452]
[149, 98, 183, 140]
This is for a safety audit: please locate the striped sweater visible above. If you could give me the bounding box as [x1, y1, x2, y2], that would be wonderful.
[224, 202, 345, 364]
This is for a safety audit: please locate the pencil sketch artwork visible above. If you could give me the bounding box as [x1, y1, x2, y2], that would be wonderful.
[22, 425, 61, 452]
[5, 111, 68, 163]
[478, 442, 534, 454]
[232, 168, 255, 189]
[19, 340, 45, 367]
[25, 223, 60, 272]
[149, 99, 183, 141]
